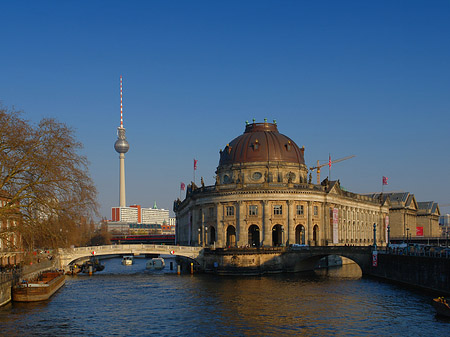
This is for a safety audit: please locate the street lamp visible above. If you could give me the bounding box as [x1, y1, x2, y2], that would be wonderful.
[204, 226, 208, 247]
[198, 228, 201, 246]
[387, 225, 390, 251]
[446, 229, 448, 248]
[373, 223, 377, 250]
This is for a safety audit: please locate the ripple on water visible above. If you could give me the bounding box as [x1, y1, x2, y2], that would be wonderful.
[1, 259, 449, 336]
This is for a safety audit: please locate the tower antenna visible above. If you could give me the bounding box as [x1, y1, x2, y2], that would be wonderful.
[120, 75, 123, 128]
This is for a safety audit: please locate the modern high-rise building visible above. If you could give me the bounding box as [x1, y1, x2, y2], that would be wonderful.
[111, 206, 139, 223]
[141, 202, 169, 225]
[111, 204, 169, 225]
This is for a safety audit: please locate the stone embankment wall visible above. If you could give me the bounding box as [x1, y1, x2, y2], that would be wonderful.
[0, 274, 13, 307]
[0, 259, 59, 307]
[369, 254, 450, 295]
[21, 259, 57, 281]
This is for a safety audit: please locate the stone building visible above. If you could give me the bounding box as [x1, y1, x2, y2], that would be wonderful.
[174, 121, 389, 248]
[367, 192, 441, 240]
[417, 201, 441, 238]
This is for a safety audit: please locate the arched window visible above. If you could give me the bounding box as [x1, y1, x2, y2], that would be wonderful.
[248, 225, 260, 247]
[313, 225, 319, 245]
[295, 225, 306, 244]
[272, 224, 284, 246]
[226, 226, 236, 247]
[209, 227, 216, 244]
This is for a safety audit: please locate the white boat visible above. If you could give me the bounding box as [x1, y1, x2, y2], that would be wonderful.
[122, 255, 134, 265]
[146, 257, 165, 270]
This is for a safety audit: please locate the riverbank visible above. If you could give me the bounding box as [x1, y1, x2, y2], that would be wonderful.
[0, 259, 59, 307]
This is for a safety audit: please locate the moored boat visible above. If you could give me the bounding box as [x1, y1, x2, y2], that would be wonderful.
[433, 297, 450, 317]
[12, 271, 65, 302]
[80, 256, 105, 274]
[146, 257, 165, 270]
[122, 255, 133, 265]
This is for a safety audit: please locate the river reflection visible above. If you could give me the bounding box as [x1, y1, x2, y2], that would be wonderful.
[0, 259, 448, 336]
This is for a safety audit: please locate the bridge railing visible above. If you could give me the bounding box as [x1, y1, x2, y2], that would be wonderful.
[380, 247, 450, 259]
[60, 244, 202, 253]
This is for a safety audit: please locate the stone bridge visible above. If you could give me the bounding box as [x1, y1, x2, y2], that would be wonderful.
[58, 244, 375, 274]
[58, 244, 203, 270]
[201, 245, 375, 275]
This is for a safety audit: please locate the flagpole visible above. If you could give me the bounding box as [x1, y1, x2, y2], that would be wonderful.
[328, 154, 331, 181]
[193, 159, 196, 184]
[382, 176, 388, 193]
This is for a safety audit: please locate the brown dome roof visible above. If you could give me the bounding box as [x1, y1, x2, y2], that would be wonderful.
[219, 122, 305, 166]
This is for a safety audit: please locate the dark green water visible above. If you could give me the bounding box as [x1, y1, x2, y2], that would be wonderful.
[1, 258, 448, 336]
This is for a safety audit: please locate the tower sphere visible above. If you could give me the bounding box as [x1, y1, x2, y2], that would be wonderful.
[114, 138, 129, 153]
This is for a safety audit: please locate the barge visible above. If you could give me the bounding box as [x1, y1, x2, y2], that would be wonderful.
[12, 271, 65, 302]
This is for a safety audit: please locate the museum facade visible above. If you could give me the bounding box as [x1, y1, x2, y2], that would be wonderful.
[174, 121, 389, 248]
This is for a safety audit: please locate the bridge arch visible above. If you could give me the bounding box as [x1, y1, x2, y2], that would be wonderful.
[289, 246, 372, 275]
[58, 244, 203, 271]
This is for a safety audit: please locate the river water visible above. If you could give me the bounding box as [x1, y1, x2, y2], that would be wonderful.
[1, 257, 449, 336]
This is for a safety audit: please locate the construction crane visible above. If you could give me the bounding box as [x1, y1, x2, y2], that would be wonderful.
[309, 155, 356, 185]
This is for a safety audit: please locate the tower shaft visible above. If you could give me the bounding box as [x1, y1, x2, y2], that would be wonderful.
[119, 153, 126, 207]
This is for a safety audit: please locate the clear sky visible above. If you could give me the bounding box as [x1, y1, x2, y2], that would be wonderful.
[1, 1, 449, 219]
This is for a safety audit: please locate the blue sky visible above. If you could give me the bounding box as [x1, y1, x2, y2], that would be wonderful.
[1, 1, 449, 218]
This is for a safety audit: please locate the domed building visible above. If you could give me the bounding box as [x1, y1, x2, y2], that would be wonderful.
[174, 121, 389, 248]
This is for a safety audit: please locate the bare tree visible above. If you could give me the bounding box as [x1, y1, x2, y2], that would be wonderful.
[0, 106, 99, 249]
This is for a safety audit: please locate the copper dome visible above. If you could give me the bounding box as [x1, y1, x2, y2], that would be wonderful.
[219, 122, 305, 166]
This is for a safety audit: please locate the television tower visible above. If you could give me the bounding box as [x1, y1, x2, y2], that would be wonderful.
[114, 75, 129, 207]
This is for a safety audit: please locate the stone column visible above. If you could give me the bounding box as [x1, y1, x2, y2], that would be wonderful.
[378, 211, 384, 244]
[322, 203, 327, 245]
[237, 201, 246, 247]
[307, 201, 313, 245]
[216, 203, 224, 247]
[201, 209, 206, 247]
[263, 201, 271, 247]
[287, 200, 294, 246]
[191, 208, 196, 245]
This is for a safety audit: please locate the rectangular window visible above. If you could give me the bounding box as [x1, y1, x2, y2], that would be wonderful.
[209, 207, 214, 217]
[226, 206, 234, 217]
[314, 206, 318, 216]
[249, 205, 258, 216]
[273, 205, 283, 215]
[297, 205, 304, 215]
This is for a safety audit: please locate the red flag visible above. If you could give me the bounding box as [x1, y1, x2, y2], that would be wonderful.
[328, 155, 331, 168]
[180, 182, 185, 191]
[382, 176, 388, 185]
[194, 159, 198, 170]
